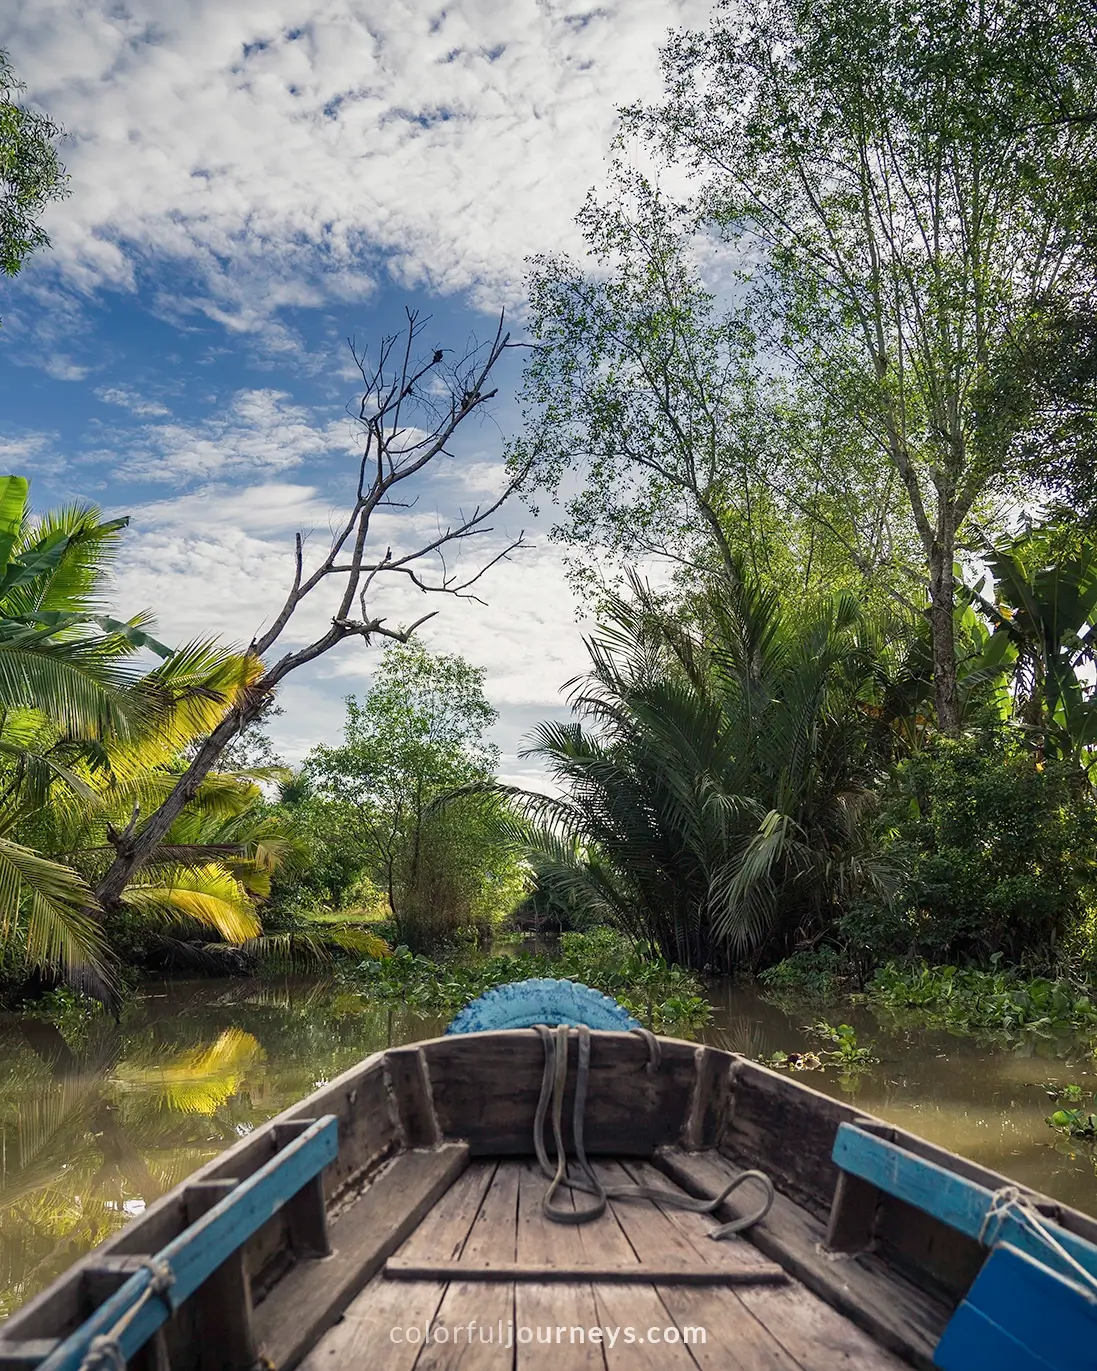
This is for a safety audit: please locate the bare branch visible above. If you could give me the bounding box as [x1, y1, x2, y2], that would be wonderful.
[92, 309, 525, 925]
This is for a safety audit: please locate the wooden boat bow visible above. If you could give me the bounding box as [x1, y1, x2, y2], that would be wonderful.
[1, 1029, 1095, 1371]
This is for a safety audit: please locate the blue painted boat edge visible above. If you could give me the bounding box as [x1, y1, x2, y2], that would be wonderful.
[933, 1300, 1060, 1371]
[831, 1122, 1097, 1287]
[934, 1243, 1097, 1371]
[37, 1115, 339, 1371]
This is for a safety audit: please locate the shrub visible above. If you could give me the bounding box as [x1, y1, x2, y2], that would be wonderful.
[859, 737, 1097, 967]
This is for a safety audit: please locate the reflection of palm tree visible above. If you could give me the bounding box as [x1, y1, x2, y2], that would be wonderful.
[0, 982, 445, 1317]
[111, 1028, 263, 1117]
[702, 1014, 777, 1063]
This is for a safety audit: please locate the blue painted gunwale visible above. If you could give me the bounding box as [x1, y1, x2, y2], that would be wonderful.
[934, 1242, 1097, 1371]
[831, 1121, 1097, 1287]
[37, 1114, 339, 1371]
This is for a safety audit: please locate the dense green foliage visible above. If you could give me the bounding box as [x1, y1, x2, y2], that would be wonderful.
[863, 739, 1097, 965]
[279, 644, 529, 951]
[865, 961, 1097, 1043]
[506, 567, 893, 972]
[349, 928, 711, 1034]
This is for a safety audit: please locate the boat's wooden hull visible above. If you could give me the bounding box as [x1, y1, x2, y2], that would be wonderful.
[2, 1030, 1095, 1371]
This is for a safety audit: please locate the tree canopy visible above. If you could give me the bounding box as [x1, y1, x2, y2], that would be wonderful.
[0, 49, 68, 281]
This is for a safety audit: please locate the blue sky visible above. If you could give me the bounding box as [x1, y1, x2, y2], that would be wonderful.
[0, 0, 711, 782]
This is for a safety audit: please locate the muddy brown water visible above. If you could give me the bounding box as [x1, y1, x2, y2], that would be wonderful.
[1, 975, 1095, 1320]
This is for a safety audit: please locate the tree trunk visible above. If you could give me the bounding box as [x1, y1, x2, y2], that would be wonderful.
[93, 691, 263, 914]
[927, 524, 960, 736]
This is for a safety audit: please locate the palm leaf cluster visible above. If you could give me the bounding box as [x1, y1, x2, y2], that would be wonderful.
[510, 568, 894, 971]
[0, 476, 295, 992]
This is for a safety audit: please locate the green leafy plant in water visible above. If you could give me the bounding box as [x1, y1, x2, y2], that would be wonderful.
[762, 1049, 824, 1072]
[758, 947, 845, 1004]
[347, 927, 712, 1035]
[808, 1021, 878, 1070]
[864, 959, 1097, 1045]
[1043, 1082, 1086, 1104]
[1047, 1108, 1097, 1139]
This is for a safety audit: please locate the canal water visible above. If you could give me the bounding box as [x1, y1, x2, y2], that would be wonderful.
[2, 975, 1095, 1319]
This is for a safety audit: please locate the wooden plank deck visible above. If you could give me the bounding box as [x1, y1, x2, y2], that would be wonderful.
[299, 1159, 911, 1371]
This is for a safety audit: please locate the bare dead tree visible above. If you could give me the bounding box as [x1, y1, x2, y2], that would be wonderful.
[94, 309, 528, 916]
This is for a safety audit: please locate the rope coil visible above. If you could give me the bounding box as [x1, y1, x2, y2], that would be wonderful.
[532, 1022, 774, 1241]
[78, 1258, 175, 1371]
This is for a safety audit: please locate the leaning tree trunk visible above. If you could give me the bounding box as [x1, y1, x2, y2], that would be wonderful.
[94, 683, 268, 914]
[927, 524, 961, 736]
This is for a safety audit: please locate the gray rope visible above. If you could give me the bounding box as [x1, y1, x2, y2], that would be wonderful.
[532, 1023, 774, 1241]
[79, 1258, 175, 1371]
[979, 1186, 1097, 1297]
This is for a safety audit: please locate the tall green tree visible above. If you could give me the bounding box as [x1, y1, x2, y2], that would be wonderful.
[514, 173, 920, 606]
[628, 0, 1097, 732]
[0, 49, 68, 281]
[307, 643, 523, 949]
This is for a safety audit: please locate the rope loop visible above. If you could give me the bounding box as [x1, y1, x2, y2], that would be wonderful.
[532, 1023, 774, 1241]
[979, 1185, 1097, 1299]
[76, 1258, 176, 1371]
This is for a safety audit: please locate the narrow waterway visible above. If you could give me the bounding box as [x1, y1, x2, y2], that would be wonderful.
[1, 974, 1095, 1320]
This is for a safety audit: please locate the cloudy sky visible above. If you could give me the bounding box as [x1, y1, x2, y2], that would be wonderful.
[0, 0, 714, 783]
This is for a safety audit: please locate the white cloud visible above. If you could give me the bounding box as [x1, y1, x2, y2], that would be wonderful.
[2, 0, 709, 324]
[95, 385, 171, 416]
[90, 387, 361, 482]
[111, 476, 588, 770]
[42, 354, 90, 381]
[0, 429, 69, 479]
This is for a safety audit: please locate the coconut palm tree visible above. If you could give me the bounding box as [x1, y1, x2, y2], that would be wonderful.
[0, 478, 288, 991]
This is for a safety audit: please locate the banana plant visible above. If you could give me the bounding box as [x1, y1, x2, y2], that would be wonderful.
[966, 524, 1097, 767]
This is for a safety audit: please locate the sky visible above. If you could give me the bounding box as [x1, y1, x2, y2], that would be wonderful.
[0, 0, 715, 785]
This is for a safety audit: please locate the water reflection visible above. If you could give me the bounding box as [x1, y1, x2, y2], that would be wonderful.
[0, 979, 443, 1320]
[1, 976, 1095, 1321]
[703, 982, 1097, 1215]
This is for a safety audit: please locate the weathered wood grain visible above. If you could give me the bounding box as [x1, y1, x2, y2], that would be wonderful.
[299, 1163, 500, 1371]
[826, 1171, 883, 1255]
[386, 1261, 786, 1285]
[597, 1159, 797, 1367]
[515, 1160, 605, 1371]
[412, 1162, 518, 1371]
[718, 1061, 865, 1219]
[588, 1282, 700, 1371]
[619, 1156, 791, 1371]
[656, 1145, 949, 1371]
[577, 1162, 699, 1371]
[253, 1143, 469, 1371]
[385, 1046, 443, 1150]
[626, 1160, 908, 1371]
[0, 1341, 60, 1371]
[420, 1030, 700, 1156]
[833, 1122, 1097, 1291]
[684, 1047, 736, 1151]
